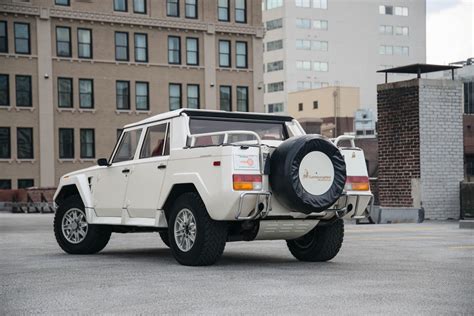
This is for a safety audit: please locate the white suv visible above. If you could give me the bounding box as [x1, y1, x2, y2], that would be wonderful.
[53, 109, 373, 266]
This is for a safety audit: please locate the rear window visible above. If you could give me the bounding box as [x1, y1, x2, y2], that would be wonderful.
[189, 118, 288, 141]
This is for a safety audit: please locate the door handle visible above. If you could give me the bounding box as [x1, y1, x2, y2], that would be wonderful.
[157, 164, 167, 170]
[122, 168, 130, 174]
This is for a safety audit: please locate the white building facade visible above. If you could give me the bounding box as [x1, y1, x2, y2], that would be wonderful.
[262, 0, 426, 113]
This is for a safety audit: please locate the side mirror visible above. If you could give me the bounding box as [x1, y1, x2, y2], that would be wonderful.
[97, 158, 109, 166]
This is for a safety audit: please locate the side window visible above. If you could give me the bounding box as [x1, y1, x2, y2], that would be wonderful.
[140, 123, 169, 158]
[112, 129, 142, 163]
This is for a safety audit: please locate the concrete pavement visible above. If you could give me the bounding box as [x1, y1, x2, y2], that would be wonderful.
[0, 213, 473, 315]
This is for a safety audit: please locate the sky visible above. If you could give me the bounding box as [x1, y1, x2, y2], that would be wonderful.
[426, 0, 473, 64]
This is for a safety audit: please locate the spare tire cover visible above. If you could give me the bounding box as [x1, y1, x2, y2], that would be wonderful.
[269, 135, 346, 214]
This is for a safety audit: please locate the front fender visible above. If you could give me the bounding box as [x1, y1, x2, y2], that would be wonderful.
[54, 174, 93, 208]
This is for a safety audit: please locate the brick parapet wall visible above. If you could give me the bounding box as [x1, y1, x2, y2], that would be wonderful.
[377, 79, 420, 207]
[418, 79, 464, 219]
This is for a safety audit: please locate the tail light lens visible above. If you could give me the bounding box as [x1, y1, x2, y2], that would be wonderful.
[345, 176, 370, 191]
[233, 174, 262, 191]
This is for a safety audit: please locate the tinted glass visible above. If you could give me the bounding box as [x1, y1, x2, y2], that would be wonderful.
[140, 124, 168, 158]
[113, 129, 142, 163]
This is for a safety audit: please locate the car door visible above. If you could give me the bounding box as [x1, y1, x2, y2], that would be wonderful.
[125, 122, 170, 218]
[92, 128, 143, 218]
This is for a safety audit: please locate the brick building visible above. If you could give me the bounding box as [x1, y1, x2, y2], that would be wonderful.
[0, 0, 264, 189]
[377, 78, 464, 220]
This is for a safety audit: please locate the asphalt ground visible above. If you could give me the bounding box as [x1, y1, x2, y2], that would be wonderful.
[0, 213, 473, 315]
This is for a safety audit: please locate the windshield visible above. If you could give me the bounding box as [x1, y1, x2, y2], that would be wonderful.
[189, 118, 288, 142]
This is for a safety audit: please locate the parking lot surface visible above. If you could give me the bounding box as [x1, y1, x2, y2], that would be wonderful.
[0, 213, 473, 315]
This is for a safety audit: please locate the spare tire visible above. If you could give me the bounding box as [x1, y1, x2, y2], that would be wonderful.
[269, 135, 346, 214]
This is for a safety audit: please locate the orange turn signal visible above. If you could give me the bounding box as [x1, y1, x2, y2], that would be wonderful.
[233, 174, 262, 191]
[345, 176, 370, 191]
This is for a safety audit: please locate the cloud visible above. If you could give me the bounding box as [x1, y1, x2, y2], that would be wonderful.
[427, 0, 473, 64]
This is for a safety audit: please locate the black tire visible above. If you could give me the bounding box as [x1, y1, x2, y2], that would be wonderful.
[270, 135, 346, 214]
[168, 192, 227, 266]
[54, 195, 111, 254]
[159, 231, 170, 248]
[286, 219, 344, 262]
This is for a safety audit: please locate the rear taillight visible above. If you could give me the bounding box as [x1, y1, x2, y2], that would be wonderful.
[233, 174, 262, 191]
[345, 176, 370, 191]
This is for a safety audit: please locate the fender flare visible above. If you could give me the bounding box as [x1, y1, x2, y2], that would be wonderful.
[54, 174, 93, 208]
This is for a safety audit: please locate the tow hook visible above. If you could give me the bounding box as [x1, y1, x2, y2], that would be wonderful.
[335, 209, 347, 218]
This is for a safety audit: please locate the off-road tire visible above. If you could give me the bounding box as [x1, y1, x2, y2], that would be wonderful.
[286, 218, 344, 262]
[159, 231, 170, 247]
[54, 196, 111, 254]
[168, 192, 227, 266]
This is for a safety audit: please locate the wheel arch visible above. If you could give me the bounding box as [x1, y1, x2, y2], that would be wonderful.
[162, 183, 200, 218]
[54, 175, 93, 208]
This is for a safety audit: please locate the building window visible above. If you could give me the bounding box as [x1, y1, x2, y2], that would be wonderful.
[136, 81, 149, 111]
[313, 101, 318, 109]
[169, 83, 182, 110]
[80, 129, 95, 159]
[14, 23, 30, 54]
[393, 46, 409, 56]
[59, 128, 74, 159]
[133, 0, 146, 14]
[379, 25, 393, 35]
[56, 27, 71, 57]
[296, 39, 311, 50]
[295, 0, 311, 8]
[267, 82, 284, 93]
[167, 0, 179, 17]
[186, 37, 198, 65]
[296, 60, 311, 71]
[298, 103, 303, 111]
[267, 60, 283, 72]
[266, 18, 283, 30]
[297, 81, 311, 90]
[15, 75, 32, 107]
[296, 18, 311, 29]
[236, 86, 248, 112]
[17, 127, 33, 159]
[78, 28, 92, 59]
[218, 0, 230, 22]
[0, 127, 10, 159]
[219, 40, 231, 67]
[58, 78, 73, 108]
[79, 79, 94, 109]
[268, 102, 283, 113]
[379, 5, 393, 15]
[115, 32, 129, 61]
[0, 180, 11, 189]
[236, 41, 247, 68]
[0, 74, 9, 106]
[187, 84, 199, 109]
[379, 45, 393, 55]
[395, 6, 409, 16]
[312, 40, 328, 51]
[266, 39, 283, 51]
[55, 0, 70, 6]
[185, 0, 198, 18]
[0, 21, 7, 53]
[116, 81, 130, 110]
[395, 26, 409, 36]
[464, 82, 474, 114]
[265, 0, 283, 10]
[313, 61, 328, 72]
[168, 36, 181, 64]
[313, 0, 327, 9]
[219, 86, 232, 111]
[313, 19, 328, 30]
[134, 33, 148, 62]
[114, 0, 128, 12]
[466, 156, 474, 176]
[235, 0, 246, 23]
[18, 179, 34, 189]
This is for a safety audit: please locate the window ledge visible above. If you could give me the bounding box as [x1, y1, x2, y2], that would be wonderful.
[58, 159, 76, 163]
[57, 108, 76, 113]
[15, 106, 35, 112]
[79, 159, 96, 163]
[16, 159, 35, 164]
[0, 159, 13, 164]
[0, 106, 13, 111]
[115, 110, 133, 115]
[0, 53, 38, 59]
[78, 108, 96, 113]
[135, 110, 151, 115]
[217, 67, 252, 72]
